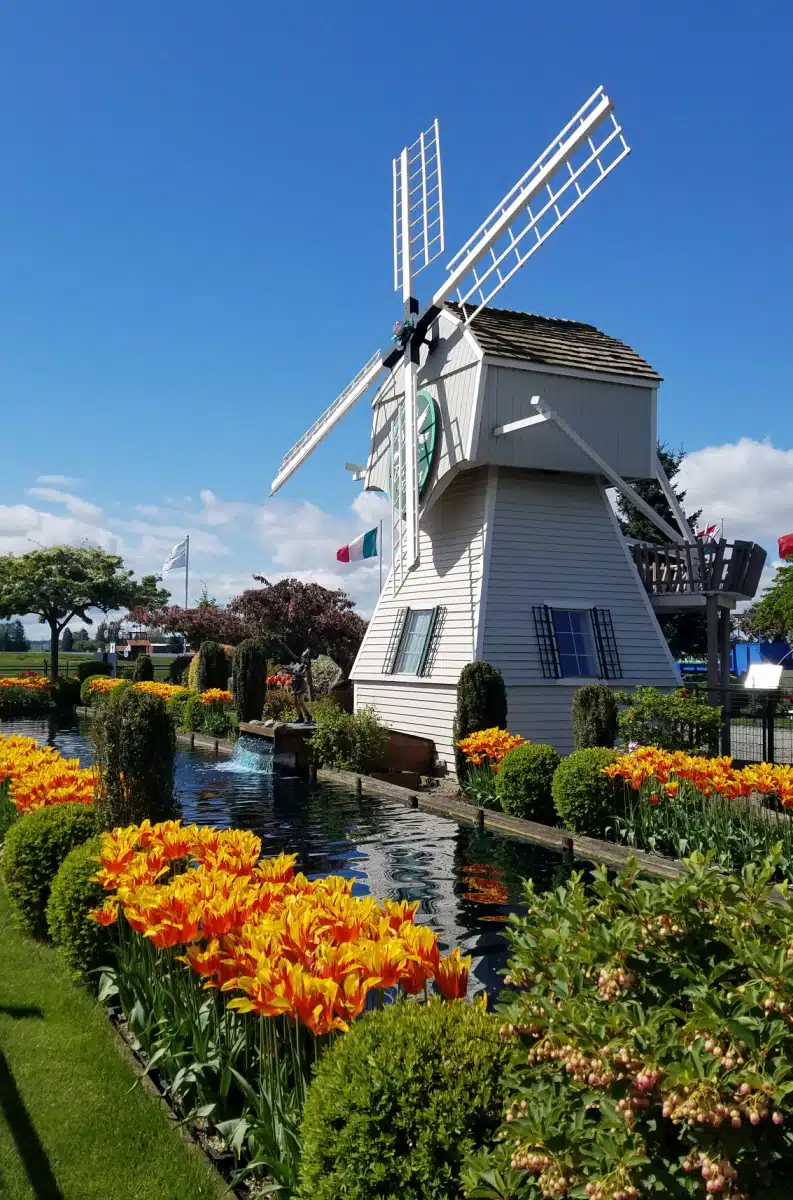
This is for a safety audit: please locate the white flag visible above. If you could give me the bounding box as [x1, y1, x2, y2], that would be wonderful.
[162, 539, 187, 572]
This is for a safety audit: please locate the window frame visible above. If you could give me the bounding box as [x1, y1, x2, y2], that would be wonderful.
[532, 603, 622, 682]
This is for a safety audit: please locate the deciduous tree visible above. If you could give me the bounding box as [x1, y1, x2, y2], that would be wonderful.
[0, 546, 137, 680]
[736, 561, 793, 641]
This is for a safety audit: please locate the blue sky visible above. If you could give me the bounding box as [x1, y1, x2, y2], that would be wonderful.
[1, 1, 792, 628]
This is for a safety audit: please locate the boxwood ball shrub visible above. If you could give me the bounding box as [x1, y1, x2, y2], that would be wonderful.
[46, 836, 111, 983]
[51, 675, 81, 708]
[495, 742, 561, 823]
[552, 746, 621, 836]
[298, 998, 512, 1200]
[197, 640, 228, 692]
[572, 682, 618, 749]
[133, 653, 154, 682]
[77, 660, 112, 684]
[2, 802, 97, 938]
[232, 638, 268, 722]
[453, 662, 507, 778]
[91, 688, 176, 830]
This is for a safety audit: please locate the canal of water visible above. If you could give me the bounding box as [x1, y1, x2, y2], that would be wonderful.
[1, 716, 576, 997]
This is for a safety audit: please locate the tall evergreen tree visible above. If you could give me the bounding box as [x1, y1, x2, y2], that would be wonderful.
[616, 443, 707, 661]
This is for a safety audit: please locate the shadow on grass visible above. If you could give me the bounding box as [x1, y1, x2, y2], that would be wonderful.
[0, 1005, 44, 1020]
[0, 1044, 65, 1199]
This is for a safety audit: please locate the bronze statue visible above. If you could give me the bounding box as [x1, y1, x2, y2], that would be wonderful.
[288, 649, 313, 724]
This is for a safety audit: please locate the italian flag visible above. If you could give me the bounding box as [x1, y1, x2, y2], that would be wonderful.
[337, 527, 378, 563]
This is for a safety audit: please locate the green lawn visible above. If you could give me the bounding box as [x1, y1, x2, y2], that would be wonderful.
[0, 652, 97, 676]
[0, 882, 226, 1200]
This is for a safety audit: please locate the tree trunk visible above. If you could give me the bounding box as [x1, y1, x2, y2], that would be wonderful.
[49, 621, 59, 682]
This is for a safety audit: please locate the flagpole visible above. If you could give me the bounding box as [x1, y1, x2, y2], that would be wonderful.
[184, 535, 189, 610]
[379, 520, 382, 594]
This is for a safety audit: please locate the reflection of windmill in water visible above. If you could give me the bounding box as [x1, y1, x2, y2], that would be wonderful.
[272, 89, 697, 769]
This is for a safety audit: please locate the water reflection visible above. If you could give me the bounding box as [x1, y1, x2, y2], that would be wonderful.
[1, 717, 576, 996]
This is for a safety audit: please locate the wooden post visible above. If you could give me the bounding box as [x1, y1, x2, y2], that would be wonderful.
[477, 807, 485, 829]
[718, 605, 732, 756]
[706, 593, 719, 709]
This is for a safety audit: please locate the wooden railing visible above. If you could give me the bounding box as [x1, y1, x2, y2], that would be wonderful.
[630, 539, 767, 600]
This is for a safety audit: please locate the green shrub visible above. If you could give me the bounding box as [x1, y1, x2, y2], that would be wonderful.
[167, 687, 197, 730]
[187, 650, 201, 691]
[616, 685, 722, 752]
[308, 705, 389, 773]
[463, 851, 793, 1200]
[496, 742, 560, 823]
[572, 683, 618, 749]
[199, 699, 234, 739]
[77, 660, 111, 684]
[46, 836, 111, 983]
[0, 781, 18, 842]
[308, 695, 339, 722]
[0, 684, 52, 716]
[310, 654, 339, 696]
[299, 998, 511, 1200]
[2, 803, 97, 938]
[197, 641, 228, 692]
[52, 675, 81, 708]
[80, 674, 112, 706]
[168, 654, 191, 684]
[453, 662, 507, 778]
[133, 653, 154, 682]
[232, 639, 267, 722]
[552, 747, 620, 835]
[181, 694, 205, 733]
[263, 687, 297, 722]
[91, 689, 176, 830]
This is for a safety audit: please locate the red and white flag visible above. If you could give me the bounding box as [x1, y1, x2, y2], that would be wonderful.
[778, 533, 793, 560]
[696, 523, 718, 542]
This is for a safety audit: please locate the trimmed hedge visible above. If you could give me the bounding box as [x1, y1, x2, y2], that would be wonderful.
[52, 675, 81, 708]
[197, 641, 228, 692]
[453, 662, 507, 778]
[167, 687, 198, 730]
[298, 998, 511, 1200]
[495, 742, 561, 823]
[2, 803, 97, 938]
[552, 747, 621, 836]
[91, 689, 176, 830]
[571, 683, 617, 750]
[232, 639, 267, 722]
[133, 654, 154, 682]
[77, 660, 111, 684]
[47, 836, 111, 983]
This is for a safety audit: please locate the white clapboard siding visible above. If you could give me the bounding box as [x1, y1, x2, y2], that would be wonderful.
[351, 467, 489, 687]
[479, 365, 656, 480]
[365, 312, 481, 496]
[355, 681, 459, 764]
[481, 468, 679, 692]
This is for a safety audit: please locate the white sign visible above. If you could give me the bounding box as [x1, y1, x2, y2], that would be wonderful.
[744, 663, 783, 691]
[109, 643, 116, 653]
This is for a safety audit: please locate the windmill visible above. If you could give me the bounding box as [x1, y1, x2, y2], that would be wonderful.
[271, 88, 632, 595]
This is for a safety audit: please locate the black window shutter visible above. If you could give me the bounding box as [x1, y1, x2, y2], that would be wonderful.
[383, 608, 410, 674]
[418, 606, 446, 677]
[532, 605, 561, 679]
[591, 608, 622, 679]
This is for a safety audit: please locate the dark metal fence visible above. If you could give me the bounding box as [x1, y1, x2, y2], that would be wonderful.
[725, 689, 793, 765]
[0, 660, 177, 681]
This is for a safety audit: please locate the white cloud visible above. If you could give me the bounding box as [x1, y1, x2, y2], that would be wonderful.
[36, 474, 83, 486]
[27, 487, 103, 519]
[677, 439, 793, 547]
[0, 503, 122, 557]
[135, 504, 162, 517]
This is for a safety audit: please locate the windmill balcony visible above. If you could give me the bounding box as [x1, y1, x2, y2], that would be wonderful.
[629, 539, 767, 613]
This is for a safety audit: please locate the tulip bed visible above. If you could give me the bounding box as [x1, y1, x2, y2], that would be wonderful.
[0, 673, 56, 715]
[90, 818, 470, 1189]
[0, 732, 95, 818]
[604, 747, 793, 876]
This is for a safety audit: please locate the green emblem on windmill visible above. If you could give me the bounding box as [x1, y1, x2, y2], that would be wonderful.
[387, 389, 438, 509]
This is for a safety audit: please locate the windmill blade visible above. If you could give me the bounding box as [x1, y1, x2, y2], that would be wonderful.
[270, 350, 384, 495]
[431, 87, 629, 322]
[394, 119, 445, 297]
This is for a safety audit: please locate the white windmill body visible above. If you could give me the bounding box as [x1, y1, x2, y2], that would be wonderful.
[272, 88, 694, 769]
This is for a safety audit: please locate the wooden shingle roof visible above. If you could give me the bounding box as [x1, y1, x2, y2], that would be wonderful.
[445, 302, 662, 382]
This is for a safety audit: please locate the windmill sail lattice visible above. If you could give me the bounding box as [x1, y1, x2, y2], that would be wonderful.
[432, 87, 630, 322]
[393, 119, 445, 294]
[270, 350, 383, 495]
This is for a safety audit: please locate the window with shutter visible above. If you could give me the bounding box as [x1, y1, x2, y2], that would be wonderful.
[417, 606, 445, 676]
